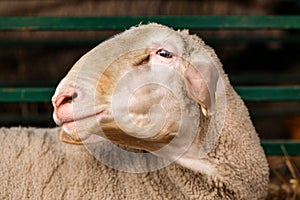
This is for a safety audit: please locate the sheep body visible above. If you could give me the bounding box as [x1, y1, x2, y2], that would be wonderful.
[0, 124, 267, 199]
[1, 24, 269, 199]
[0, 127, 233, 199]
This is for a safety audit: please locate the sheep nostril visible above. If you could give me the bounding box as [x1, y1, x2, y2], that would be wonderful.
[61, 96, 73, 105]
[54, 91, 78, 109]
[63, 92, 78, 103]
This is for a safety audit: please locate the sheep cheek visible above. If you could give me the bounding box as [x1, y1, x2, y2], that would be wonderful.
[127, 85, 181, 143]
[94, 51, 183, 151]
[96, 67, 118, 99]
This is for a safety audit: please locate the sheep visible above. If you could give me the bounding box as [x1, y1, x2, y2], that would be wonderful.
[1, 23, 269, 199]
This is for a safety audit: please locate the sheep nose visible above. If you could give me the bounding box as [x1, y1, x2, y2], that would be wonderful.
[52, 89, 78, 109]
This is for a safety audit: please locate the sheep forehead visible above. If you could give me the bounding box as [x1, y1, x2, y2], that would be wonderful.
[68, 24, 186, 78]
[115, 23, 186, 54]
[63, 23, 197, 99]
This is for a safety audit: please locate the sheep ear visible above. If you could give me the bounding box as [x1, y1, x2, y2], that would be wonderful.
[183, 55, 219, 117]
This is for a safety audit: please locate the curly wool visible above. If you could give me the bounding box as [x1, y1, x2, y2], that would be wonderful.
[0, 127, 236, 199]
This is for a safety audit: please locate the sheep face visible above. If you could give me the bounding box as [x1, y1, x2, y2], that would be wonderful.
[52, 24, 219, 153]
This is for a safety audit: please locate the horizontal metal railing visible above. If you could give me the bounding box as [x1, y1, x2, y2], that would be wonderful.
[0, 87, 299, 103]
[0, 16, 300, 30]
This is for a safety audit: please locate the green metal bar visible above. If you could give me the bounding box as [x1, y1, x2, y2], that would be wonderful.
[0, 87, 299, 102]
[235, 86, 300, 101]
[261, 141, 300, 156]
[0, 16, 300, 31]
[0, 88, 55, 103]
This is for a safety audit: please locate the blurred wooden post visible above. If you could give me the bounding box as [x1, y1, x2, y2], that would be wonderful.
[288, 116, 300, 140]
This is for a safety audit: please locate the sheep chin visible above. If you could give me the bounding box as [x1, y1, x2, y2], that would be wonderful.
[60, 129, 104, 145]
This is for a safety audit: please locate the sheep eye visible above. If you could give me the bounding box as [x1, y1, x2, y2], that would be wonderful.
[157, 49, 173, 58]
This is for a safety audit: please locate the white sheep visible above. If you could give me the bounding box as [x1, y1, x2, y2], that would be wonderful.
[1, 24, 269, 199]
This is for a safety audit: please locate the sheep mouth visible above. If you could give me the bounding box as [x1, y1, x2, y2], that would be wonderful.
[59, 110, 108, 144]
[60, 110, 107, 126]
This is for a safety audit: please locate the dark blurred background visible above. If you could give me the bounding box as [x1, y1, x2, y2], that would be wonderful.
[0, 0, 299, 140]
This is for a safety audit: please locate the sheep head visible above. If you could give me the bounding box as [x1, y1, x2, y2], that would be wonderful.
[52, 23, 222, 162]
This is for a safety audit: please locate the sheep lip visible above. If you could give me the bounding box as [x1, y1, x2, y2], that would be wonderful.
[60, 110, 107, 126]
